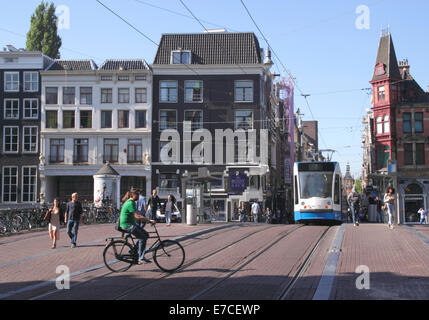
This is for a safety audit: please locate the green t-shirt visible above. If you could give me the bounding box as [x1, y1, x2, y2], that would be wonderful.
[120, 199, 137, 229]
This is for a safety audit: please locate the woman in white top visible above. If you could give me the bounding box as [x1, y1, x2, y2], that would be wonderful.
[45, 198, 62, 248]
[383, 188, 395, 229]
[165, 195, 174, 226]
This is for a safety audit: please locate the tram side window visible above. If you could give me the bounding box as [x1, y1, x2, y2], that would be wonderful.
[294, 176, 298, 204]
[334, 175, 340, 204]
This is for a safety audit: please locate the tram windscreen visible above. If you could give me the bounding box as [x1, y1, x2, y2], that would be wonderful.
[299, 172, 333, 199]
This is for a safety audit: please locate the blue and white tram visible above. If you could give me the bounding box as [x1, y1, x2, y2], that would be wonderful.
[293, 162, 343, 224]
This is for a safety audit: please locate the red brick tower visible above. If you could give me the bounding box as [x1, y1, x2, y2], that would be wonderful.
[370, 30, 402, 170]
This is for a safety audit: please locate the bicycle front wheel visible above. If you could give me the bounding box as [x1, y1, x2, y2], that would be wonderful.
[103, 240, 135, 273]
[153, 240, 185, 272]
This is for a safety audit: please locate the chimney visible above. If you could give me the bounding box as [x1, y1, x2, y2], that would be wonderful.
[398, 59, 410, 76]
[264, 47, 274, 68]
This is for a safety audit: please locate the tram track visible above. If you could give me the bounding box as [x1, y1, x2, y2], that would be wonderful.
[113, 224, 295, 300]
[187, 224, 308, 300]
[16, 224, 242, 300]
[277, 226, 332, 300]
[27, 224, 278, 300]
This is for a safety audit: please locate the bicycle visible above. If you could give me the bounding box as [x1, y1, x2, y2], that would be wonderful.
[103, 224, 185, 273]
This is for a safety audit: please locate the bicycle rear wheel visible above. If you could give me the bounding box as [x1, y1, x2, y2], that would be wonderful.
[153, 240, 185, 272]
[103, 240, 136, 272]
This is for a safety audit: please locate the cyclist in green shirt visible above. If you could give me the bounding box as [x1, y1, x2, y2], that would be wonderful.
[120, 189, 156, 264]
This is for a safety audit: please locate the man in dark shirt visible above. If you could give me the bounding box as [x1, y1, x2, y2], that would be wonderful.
[65, 192, 83, 248]
[147, 189, 160, 220]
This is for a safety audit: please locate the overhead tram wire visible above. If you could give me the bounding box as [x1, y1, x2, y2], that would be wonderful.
[95, 0, 158, 46]
[133, 0, 239, 32]
[95, 0, 200, 76]
[240, 0, 333, 149]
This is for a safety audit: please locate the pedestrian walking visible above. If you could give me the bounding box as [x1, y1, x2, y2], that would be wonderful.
[375, 196, 384, 223]
[275, 209, 281, 224]
[136, 189, 147, 228]
[264, 208, 272, 224]
[147, 189, 161, 221]
[347, 187, 361, 226]
[65, 193, 83, 248]
[383, 187, 395, 229]
[164, 195, 175, 226]
[44, 198, 63, 249]
[418, 208, 427, 225]
[239, 202, 246, 222]
[251, 201, 260, 223]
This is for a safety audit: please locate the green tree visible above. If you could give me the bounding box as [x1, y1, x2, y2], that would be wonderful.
[26, 1, 62, 58]
[355, 179, 362, 195]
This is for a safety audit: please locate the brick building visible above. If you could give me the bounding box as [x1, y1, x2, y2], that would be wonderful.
[370, 30, 429, 223]
[0, 46, 52, 208]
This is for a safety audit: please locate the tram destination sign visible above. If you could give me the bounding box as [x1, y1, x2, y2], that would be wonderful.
[298, 162, 335, 172]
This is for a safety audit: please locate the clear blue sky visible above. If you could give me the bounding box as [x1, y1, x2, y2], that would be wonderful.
[1, 0, 429, 178]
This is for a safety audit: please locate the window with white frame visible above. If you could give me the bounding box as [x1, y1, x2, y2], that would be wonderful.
[46, 110, 58, 128]
[22, 166, 37, 202]
[4, 99, 19, 119]
[127, 139, 142, 163]
[135, 110, 147, 128]
[171, 50, 191, 64]
[2, 167, 18, 202]
[23, 99, 38, 119]
[383, 115, 390, 133]
[234, 110, 253, 130]
[3, 126, 19, 153]
[185, 81, 203, 102]
[24, 72, 39, 92]
[118, 110, 129, 128]
[377, 86, 385, 102]
[376, 116, 383, 134]
[49, 139, 65, 163]
[4, 72, 19, 91]
[63, 87, 76, 105]
[235, 80, 253, 102]
[45, 87, 58, 104]
[101, 110, 112, 128]
[135, 88, 147, 103]
[23, 127, 38, 153]
[101, 88, 112, 103]
[118, 88, 130, 103]
[80, 87, 92, 105]
[160, 81, 178, 103]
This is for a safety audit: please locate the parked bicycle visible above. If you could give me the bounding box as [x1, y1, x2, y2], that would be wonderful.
[103, 224, 185, 273]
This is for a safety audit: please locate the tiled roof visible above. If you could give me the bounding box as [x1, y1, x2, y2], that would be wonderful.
[372, 33, 401, 82]
[95, 163, 120, 176]
[154, 32, 262, 65]
[46, 59, 97, 71]
[99, 59, 150, 70]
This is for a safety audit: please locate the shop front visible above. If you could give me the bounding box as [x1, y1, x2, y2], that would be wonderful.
[402, 182, 426, 224]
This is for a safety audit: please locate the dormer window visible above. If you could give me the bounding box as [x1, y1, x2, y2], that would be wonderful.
[375, 63, 385, 76]
[171, 50, 192, 64]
